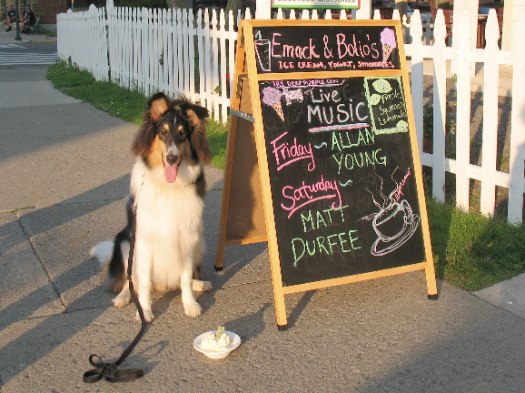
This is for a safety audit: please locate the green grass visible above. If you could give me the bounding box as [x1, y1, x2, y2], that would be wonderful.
[47, 61, 229, 164]
[428, 199, 525, 291]
[206, 118, 229, 170]
[47, 61, 148, 124]
[46, 61, 525, 292]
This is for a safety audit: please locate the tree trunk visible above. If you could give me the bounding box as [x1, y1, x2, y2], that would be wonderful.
[226, 0, 243, 13]
[167, 0, 191, 9]
[394, 0, 408, 17]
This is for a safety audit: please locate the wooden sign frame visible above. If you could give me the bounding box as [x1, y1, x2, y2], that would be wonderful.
[215, 19, 438, 328]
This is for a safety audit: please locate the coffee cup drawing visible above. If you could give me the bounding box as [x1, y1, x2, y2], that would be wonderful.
[373, 199, 411, 242]
[369, 199, 419, 256]
[361, 169, 420, 257]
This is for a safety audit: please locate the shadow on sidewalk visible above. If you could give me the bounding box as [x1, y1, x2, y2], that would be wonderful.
[0, 174, 269, 386]
[0, 175, 129, 256]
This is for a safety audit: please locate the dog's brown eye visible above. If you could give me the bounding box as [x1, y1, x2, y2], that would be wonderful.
[159, 124, 169, 135]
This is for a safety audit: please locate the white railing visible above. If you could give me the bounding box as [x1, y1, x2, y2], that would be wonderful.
[56, 6, 524, 225]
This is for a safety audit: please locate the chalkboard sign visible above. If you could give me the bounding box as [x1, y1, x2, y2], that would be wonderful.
[260, 76, 424, 286]
[216, 20, 437, 327]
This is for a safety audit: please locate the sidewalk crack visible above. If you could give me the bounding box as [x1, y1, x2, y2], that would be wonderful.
[15, 210, 68, 313]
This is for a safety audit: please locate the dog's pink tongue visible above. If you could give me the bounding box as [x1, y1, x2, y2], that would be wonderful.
[164, 164, 178, 183]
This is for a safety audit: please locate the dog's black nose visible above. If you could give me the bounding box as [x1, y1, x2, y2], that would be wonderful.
[166, 153, 178, 165]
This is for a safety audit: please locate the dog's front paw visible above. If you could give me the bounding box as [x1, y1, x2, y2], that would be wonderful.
[113, 292, 131, 308]
[136, 308, 154, 323]
[183, 301, 203, 318]
[192, 279, 212, 292]
[201, 281, 212, 292]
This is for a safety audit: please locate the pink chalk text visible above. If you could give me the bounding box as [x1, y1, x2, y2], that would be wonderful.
[271, 131, 316, 172]
[281, 175, 343, 219]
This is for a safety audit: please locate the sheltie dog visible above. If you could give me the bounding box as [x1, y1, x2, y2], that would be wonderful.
[90, 92, 212, 322]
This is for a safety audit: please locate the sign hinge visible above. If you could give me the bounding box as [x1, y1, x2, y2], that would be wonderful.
[236, 73, 248, 99]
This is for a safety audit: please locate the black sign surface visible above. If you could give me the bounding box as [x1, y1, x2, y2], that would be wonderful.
[259, 77, 424, 287]
[253, 25, 401, 73]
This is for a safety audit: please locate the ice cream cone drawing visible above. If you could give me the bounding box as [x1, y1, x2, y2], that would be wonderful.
[262, 87, 285, 121]
[382, 43, 393, 62]
[272, 103, 284, 121]
[380, 28, 397, 63]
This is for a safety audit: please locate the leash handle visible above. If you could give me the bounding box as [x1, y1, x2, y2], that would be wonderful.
[84, 207, 147, 383]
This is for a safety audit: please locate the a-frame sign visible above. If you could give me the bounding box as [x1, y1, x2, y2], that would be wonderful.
[215, 19, 438, 328]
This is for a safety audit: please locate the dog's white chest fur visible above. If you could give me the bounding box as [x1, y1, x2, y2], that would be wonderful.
[131, 160, 204, 292]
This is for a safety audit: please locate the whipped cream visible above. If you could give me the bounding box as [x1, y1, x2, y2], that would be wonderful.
[199, 331, 232, 352]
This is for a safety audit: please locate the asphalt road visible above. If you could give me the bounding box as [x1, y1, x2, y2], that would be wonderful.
[0, 41, 57, 66]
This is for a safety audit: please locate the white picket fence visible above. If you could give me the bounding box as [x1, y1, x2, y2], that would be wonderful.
[56, 5, 524, 225]
[58, 4, 247, 123]
[57, 6, 109, 81]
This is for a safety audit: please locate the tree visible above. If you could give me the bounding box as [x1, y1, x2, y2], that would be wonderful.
[115, 0, 168, 7]
[166, 0, 190, 8]
[394, 0, 407, 16]
[226, 0, 244, 14]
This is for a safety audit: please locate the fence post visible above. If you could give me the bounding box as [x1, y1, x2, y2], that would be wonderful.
[508, 0, 525, 224]
[480, 10, 501, 217]
[454, 11, 472, 211]
[182, 9, 190, 95]
[256, 0, 271, 19]
[409, 10, 424, 158]
[188, 9, 196, 100]
[211, 8, 220, 121]
[227, 10, 235, 101]
[219, 9, 228, 122]
[431, 10, 447, 203]
[452, 0, 478, 50]
[354, 0, 371, 19]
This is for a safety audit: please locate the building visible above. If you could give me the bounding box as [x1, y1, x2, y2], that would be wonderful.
[1, 0, 104, 25]
[35, 0, 67, 24]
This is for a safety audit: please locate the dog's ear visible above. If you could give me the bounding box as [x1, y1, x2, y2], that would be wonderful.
[183, 102, 209, 122]
[147, 92, 169, 122]
[132, 93, 168, 159]
[183, 102, 212, 165]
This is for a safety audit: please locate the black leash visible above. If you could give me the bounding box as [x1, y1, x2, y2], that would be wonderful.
[83, 212, 148, 383]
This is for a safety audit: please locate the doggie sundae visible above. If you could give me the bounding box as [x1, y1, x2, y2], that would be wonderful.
[198, 325, 232, 352]
[194, 325, 241, 359]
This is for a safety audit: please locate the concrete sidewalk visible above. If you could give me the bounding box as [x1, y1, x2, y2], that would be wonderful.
[0, 27, 56, 45]
[1, 64, 525, 392]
